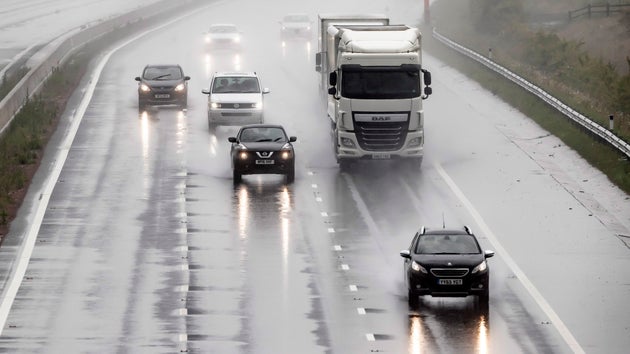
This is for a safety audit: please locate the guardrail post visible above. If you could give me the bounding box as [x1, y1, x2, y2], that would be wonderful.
[609, 115, 614, 130]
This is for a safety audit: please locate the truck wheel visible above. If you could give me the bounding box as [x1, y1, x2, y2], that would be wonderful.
[339, 160, 353, 172]
[404, 157, 423, 170]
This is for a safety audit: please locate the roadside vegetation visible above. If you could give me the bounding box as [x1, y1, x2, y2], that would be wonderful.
[0, 67, 29, 101]
[0, 54, 88, 237]
[425, 0, 630, 194]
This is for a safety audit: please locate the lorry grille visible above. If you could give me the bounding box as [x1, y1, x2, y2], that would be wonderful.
[353, 121, 408, 151]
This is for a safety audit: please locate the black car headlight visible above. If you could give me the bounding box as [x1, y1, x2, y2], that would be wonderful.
[280, 144, 293, 160]
[174, 83, 186, 92]
[140, 84, 151, 92]
[280, 150, 292, 160]
[411, 261, 428, 274]
[471, 260, 487, 274]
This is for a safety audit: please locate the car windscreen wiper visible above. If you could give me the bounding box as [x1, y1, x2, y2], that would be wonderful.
[255, 139, 272, 142]
[149, 74, 171, 80]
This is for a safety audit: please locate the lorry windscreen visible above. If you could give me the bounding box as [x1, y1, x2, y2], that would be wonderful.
[341, 69, 420, 99]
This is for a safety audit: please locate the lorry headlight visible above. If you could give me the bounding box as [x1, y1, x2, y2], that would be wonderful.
[340, 137, 355, 148]
[253, 101, 263, 110]
[211, 102, 220, 109]
[407, 137, 422, 148]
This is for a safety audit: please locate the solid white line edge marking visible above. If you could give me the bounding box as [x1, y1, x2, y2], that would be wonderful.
[0, 5, 213, 335]
[434, 162, 585, 354]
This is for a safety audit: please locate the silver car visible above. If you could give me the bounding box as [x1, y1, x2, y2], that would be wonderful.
[204, 24, 241, 49]
[201, 72, 270, 131]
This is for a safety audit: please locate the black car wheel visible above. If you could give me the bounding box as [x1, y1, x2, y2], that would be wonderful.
[408, 289, 419, 309]
[233, 169, 242, 184]
[286, 167, 295, 183]
[138, 99, 147, 111]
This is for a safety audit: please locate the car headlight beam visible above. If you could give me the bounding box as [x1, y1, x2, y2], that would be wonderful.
[174, 83, 185, 92]
[472, 260, 487, 274]
[140, 84, 151, 92]
[411, 261, 428, 274]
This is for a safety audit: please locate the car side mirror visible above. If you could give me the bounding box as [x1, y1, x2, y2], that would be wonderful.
[184, 76, 191, 81]
[135, 77, 141, 81]
[201, 89, 210, 94]
[289, 136, 297, 142]
[262, 88, 270, 94]
[484, 250, 495, 258]
[228, 137, 237, 143]
[400, 250, 411, 259]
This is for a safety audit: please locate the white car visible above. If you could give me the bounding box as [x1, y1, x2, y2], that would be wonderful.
[201, 72, 270, 131]
[204, 24, 241, 49]
[279, 14, 312, 39]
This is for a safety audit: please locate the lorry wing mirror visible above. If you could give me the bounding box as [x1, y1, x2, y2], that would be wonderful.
[315, 53, 322, 72]
[422, 69, 432, 86]
[329, 71, 337, 86]
[328, 87, 337, 95]
[422, 87, 432, 99]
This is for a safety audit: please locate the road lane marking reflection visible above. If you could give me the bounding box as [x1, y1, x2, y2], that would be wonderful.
[434, 162, 585, 354]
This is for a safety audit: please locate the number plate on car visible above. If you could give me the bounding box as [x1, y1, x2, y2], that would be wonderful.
[155, 94, 170, 98]
[438, 279, 463, 285]
[255, 160, 275, 165]
[372, 153, 391, 160]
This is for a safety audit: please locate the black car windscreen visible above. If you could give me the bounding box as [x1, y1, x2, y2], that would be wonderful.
[415, 235, 481, 254]
[341, 65, 421, 99]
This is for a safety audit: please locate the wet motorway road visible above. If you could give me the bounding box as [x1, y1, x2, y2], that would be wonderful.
[1, 0, 630, 353]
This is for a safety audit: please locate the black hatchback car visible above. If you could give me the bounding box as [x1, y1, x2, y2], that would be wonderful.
[228, 124, 296, 184]
[400, 226, 494, 307]
[135, 64, 190, 110]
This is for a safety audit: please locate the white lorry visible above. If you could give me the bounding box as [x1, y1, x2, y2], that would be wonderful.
[315, 15, 432, 170]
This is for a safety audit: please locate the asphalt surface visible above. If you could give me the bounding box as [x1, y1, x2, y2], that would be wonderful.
[0, 0, 629, 353]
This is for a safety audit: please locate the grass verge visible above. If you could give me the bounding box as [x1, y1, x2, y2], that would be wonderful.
[422, 22, 630, 195]
[0, 1, 206, 241]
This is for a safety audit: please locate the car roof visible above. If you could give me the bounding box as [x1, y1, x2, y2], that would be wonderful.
[213, 71, 257, 77]
[283, 13, 309, 19]
[240, 124, 285, 130]
[144, 64, 182, 68]
[422, 228, 471, 236]
[208, 24, 237, 29]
